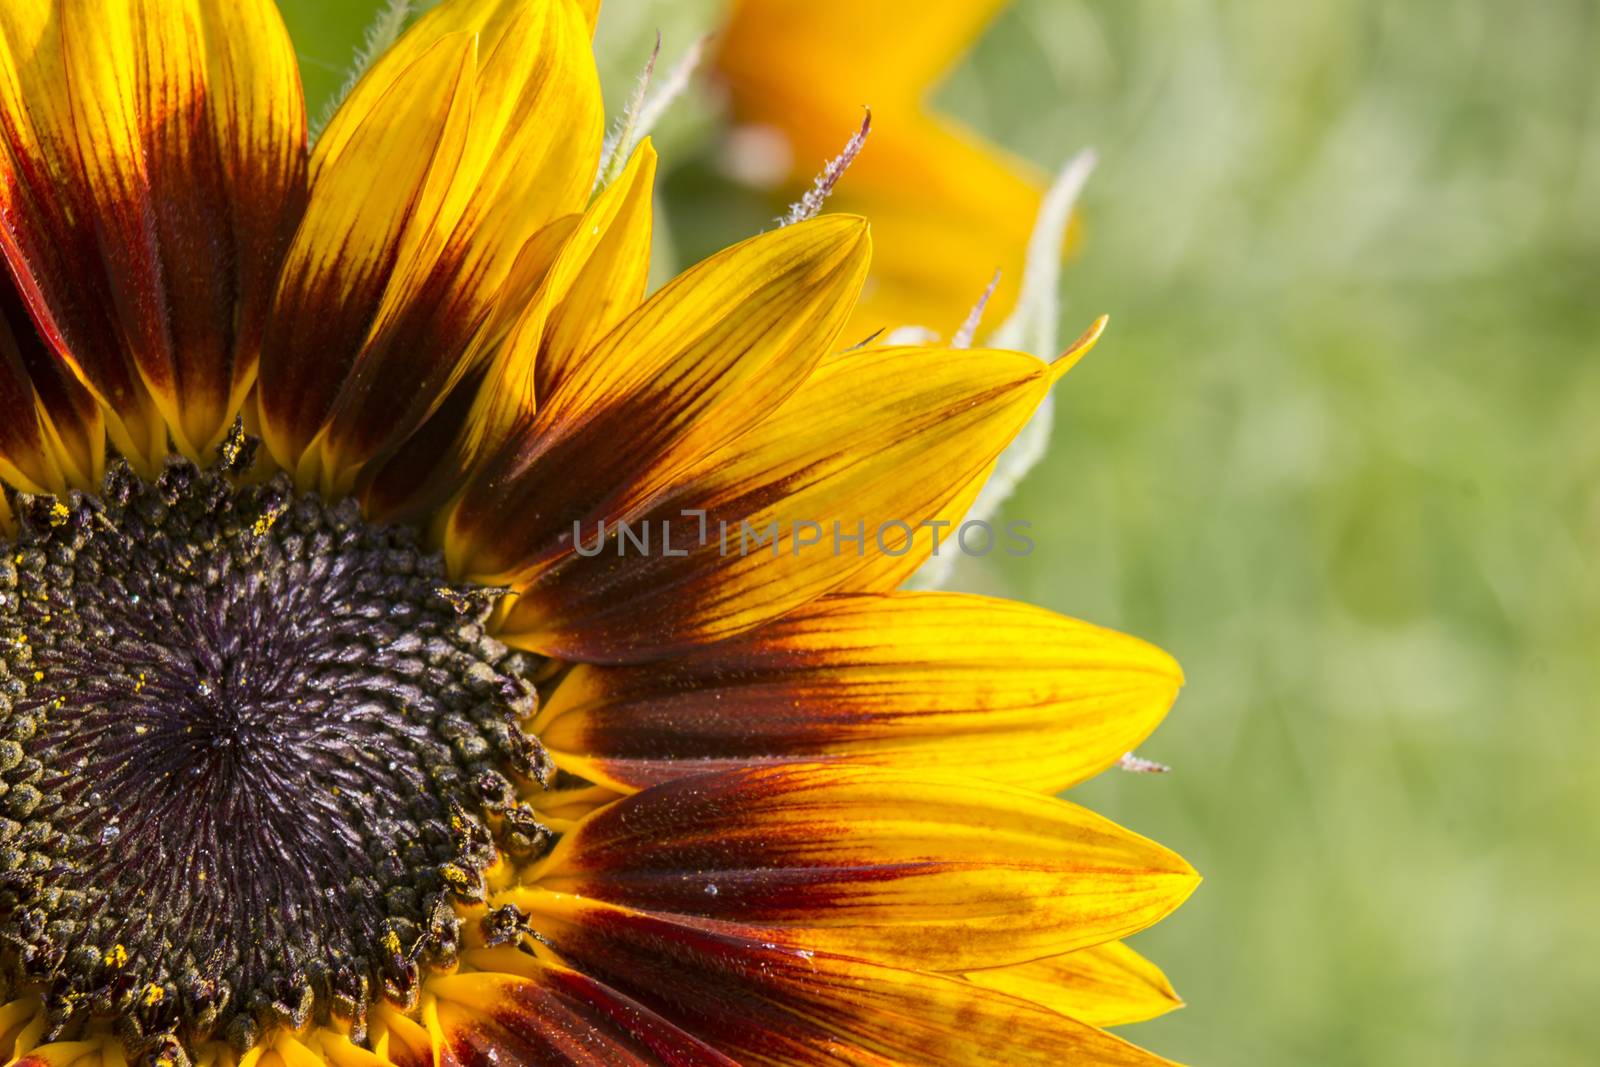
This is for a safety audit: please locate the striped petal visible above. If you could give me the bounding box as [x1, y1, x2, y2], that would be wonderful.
[401, 138, 659, 520]
[533, 590, 1181, 794]
[354, 212, 579, 523]
[365, 139, 657, 524]
[0, 277, 102, 496]
[258, 30, 476, 483]
[199, 0, 310, 433]
[520, 894, 1178, 1066]
[522, 762, 1198, 972]
[427, 965, 737, 1066]
[357, 131, 655, 526]
[964, 942, 1184, 1028]
[0, 0, 307, 470]
[446, 215, 871, 586]
[260, 0, 603, 491]
[491, 344, 1053, 662]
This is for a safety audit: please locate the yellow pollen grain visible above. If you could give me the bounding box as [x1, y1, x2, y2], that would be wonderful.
[105, 944, 128, 967]
[382, 930, 403, 957]
[142, 984, 165, 1007]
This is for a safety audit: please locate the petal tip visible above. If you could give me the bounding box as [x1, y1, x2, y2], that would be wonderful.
[1051, 313, 1110, 381]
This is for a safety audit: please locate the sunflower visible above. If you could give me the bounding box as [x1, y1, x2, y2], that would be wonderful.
[714, 0, 1072, 339]
[0, 1, 1195, 1066]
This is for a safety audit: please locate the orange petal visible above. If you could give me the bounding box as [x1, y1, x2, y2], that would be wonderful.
[0, 279, 102, 496]
[720, 0, 1007, 109]
[523, 762, 1199, 972]
[455, 139, 660, 490]
[426, 965, 737, 1065]
[355, 212, 579, 524]
[492, 344, 1051, 662]
[518, 894, 1180, 1065]
[534, 590, 1181, 794]
[446, 215, 870, 587]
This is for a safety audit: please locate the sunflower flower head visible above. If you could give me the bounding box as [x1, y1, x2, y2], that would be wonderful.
[0, 2, 1194, 1065]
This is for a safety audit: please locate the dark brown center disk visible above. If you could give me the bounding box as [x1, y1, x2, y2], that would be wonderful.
[0, 448, 550, 1062]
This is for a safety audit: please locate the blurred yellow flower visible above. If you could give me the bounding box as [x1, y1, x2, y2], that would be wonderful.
[716, 0, 1070, 341]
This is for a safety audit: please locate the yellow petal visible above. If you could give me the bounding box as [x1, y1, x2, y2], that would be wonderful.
[535, 590, 1181, 794]
[534, 139, 658, 404]
[446, 215, 870, 586]
[369, 1004, 432, 1067]
[721, 0, 1008, 106]
[316, 0, 591, 178]
[524, 762, 1199, 972]
[0, 996, 44, 1065]
[10, 1036, 122, 1067]
[844, 314, 1106, 591]
[965, 941, 1184, 1028]
[492, 343, 1051, 662]
[308, 1030, 387, 1067]
[717, 0, 1059, 338]
[843, 453, 994, 591]
[261, 1032, 327, 1067]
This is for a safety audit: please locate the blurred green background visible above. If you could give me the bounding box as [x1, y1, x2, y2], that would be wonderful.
[281, 2, 1600, 1063]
